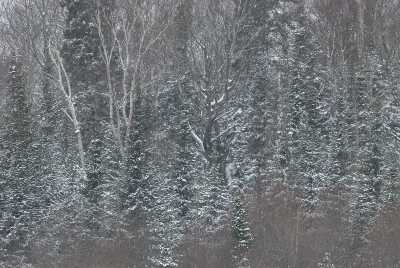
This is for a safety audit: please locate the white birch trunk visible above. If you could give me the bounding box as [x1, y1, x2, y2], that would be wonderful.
[49, 47, 86, 180]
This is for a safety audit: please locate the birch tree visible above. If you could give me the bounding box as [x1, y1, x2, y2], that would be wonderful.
[49, 48, 86, 180]
[94, 0, 174, 158]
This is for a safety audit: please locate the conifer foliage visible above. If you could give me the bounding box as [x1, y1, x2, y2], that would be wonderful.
[0, 53, 37, 260]
[231, 191, 253, 268]
[2, 0, 400, 267]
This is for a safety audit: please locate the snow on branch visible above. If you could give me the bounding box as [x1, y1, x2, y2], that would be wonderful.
[189, 124, 204, 153]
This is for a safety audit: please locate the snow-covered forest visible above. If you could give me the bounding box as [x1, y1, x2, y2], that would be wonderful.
[1, 0, 400, 267]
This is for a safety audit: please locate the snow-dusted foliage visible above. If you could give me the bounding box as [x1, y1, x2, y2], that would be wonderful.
[2, 0, 400, 267]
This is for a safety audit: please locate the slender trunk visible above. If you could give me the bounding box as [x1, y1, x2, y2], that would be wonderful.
[49, 48, 86, 180]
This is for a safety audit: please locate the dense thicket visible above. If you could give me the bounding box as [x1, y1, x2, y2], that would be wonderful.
[1, 0, 400, 267]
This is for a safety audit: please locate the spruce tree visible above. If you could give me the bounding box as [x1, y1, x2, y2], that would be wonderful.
[0, 53, 37, 258]
[61, 0, 106, 149]
[231, 191, 253, 268]
[344, 55, 387, 265]
[149, 175, 181, 268]
[61, 0, 114, 217]
[122, 84, 151, 210]
[287, 3, 329, 211]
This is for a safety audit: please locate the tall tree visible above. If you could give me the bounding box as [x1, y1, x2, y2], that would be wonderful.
[61, 0, 106, 149]
[0, 53, 38, 260]
[121, 84, 151, 210]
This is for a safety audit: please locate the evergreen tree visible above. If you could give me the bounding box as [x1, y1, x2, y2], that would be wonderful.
[172, 109, 195, 218]
[149, 175, 181, 268]
[61, 0, 106, 149]
[286, 3, 329, 212]
[61, 1, 119, 225]
[0, 53, 38, 258]
[329, 68, 350, 182]
[162, 79, 197, 218]
[35, 50, 63, 209]
[122, 85, 152, 210]
[86, 139, 105, 205]
[231, 190, 253, 268]
[344, 55, 387, 265]
[32, 47, 91, 263]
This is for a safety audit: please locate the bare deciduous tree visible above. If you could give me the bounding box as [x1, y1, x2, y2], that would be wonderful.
[94, 0, 174, 158]
[49, 47, 86, 180]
